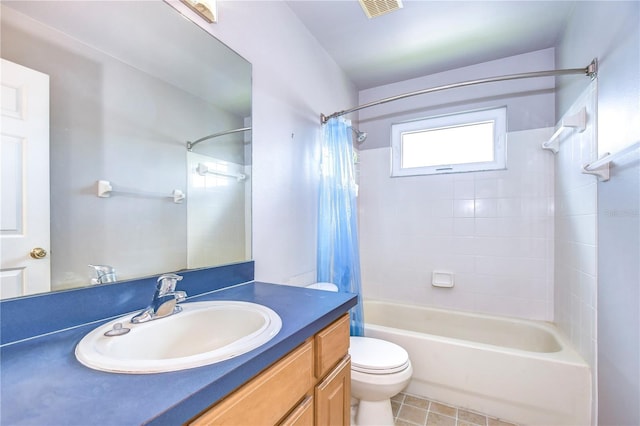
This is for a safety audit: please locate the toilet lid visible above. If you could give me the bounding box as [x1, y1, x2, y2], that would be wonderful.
[306, 282, 338, 292]
[349, 337, 410, 374]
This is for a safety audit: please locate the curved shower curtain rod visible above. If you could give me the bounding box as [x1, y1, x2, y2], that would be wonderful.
[320, 59, 598, 125]
[187, 126, 251, 151]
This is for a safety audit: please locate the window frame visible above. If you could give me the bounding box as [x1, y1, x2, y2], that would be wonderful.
[390, 106, 507, 177]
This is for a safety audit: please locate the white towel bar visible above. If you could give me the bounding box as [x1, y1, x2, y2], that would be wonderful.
[97, 180, 185, 203]
[582, 141, 640, 182]
[196, 163, 247, 181]
[541, 107, 587, 153]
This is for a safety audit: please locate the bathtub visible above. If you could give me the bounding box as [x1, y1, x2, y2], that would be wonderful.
[363, 300, 591, 426]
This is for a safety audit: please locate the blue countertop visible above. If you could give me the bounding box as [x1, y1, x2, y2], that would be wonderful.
[0, 282, 357, 425]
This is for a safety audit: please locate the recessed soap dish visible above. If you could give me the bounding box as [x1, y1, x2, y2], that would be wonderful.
[432, 271, 454, 288]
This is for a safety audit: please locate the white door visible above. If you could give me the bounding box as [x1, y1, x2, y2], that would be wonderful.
[1, 58, 51, 299]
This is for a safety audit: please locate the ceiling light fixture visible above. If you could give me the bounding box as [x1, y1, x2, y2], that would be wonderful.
[180, 0, 217, 23]
[358, 0, 403, 19]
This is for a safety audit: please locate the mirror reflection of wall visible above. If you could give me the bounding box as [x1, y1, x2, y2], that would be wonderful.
[0, 1, 251, 295]
[187, 152, 250, 269]
[186, 119, 252, 269]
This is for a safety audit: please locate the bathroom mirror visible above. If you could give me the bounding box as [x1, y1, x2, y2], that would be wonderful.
[0, 1, 251, 296]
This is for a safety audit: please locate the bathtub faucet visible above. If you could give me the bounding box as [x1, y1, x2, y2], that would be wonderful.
[131, 273, 187, 324]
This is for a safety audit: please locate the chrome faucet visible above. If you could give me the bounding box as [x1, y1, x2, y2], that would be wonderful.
[88, 264, 117, 284]
[131, 273, 187, 324]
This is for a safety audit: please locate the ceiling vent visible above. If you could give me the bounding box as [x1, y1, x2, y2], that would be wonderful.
[358, 0, 403, 19]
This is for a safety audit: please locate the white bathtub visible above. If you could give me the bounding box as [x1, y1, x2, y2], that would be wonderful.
[363, 300, 591, 426]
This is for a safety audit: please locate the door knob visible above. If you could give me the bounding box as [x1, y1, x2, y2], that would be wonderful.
[29, 247, 47, 259]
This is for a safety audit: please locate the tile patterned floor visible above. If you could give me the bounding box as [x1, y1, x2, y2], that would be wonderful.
[392, 392, 519, 426]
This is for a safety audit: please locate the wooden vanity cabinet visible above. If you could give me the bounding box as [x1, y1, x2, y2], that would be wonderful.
[189, 314, 350, 426]
[313, 314, 351, 426]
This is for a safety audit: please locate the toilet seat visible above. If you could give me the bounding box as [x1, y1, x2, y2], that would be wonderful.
[349, 337, 410, 374]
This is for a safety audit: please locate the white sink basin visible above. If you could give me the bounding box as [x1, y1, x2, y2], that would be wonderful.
[75, 301, 282, 374]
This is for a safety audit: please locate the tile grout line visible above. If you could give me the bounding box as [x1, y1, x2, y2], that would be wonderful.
[393, 392, 518, 426]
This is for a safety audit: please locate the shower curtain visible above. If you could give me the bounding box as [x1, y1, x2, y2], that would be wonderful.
[317, 117, 364, 336]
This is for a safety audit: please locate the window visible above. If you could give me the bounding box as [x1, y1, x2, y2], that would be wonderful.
[391, 107, 507, 176]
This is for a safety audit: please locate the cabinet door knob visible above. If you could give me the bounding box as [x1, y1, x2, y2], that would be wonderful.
[29, 247, 47, 259]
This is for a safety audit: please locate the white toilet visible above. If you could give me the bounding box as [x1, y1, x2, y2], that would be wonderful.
[349, 336, 412, 425]
[306, 283, 413, 426]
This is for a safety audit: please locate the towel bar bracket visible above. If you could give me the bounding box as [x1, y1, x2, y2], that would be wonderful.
[582, 154, 611, 182]
[541, 107, 587, 153]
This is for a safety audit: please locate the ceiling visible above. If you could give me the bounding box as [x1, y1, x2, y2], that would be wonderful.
[286, 0, 577, 90]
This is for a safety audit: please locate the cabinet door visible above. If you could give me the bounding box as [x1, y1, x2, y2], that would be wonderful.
[280, 395, 314, 426]
[191, 341, 314, 425]
[315, 356, 351, 426]
[315, 314, 350, 378]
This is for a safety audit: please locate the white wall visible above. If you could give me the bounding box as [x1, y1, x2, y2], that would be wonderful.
[359, 127, 554, 320]
[358, 48, 557, 150]
[169, 1, 358, 284]
[556, 2, 640, 425]
[187, 152, 247, 268]
[553, 82, 598, 419]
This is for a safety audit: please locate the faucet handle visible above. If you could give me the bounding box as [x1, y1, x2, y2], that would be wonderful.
[156, 273, 183, 294]
[174, 291, 187, 303]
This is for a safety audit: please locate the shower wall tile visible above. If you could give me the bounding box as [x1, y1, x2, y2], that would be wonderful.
[553, 82, 598, 370]
[454, 180, 475, 198]
[474, 198, 498, 217]
[358, 127, 555, 321]
[453, 218, 475, 236]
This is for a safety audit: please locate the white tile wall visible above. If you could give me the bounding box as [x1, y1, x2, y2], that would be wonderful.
[553, 81, 598, 368]
[358, 127, 555, 321]
[186, 152, 248, 269]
